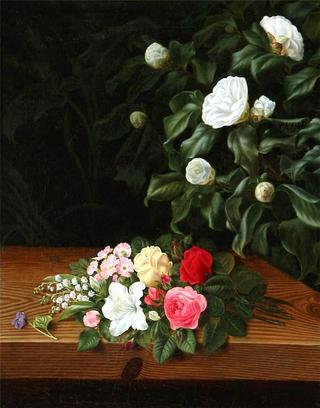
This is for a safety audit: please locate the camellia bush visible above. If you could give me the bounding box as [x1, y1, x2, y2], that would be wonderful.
[119, 1, 320, 286]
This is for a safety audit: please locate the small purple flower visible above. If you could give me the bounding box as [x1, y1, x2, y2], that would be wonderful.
[12, 312, 27, 329]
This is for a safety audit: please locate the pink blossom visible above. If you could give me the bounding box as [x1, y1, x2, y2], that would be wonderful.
[93, 246, 113, 261]
[164, 286, 207, 330]
[117, 257, 134, 277]
[113, 243, 132, 258]
[161, 274, 171, 285]
[95, 273, 104, 282]
[83, 310, 101, 328]
[87, 260, 98, 275]
[100, 255, 119, 278]
[144, 287, 165, 307]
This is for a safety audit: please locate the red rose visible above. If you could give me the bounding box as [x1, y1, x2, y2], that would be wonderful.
[179, 246, 213, 285]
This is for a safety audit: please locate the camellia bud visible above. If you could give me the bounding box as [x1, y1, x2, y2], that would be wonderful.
[250, 95, 276, 121]
[148, 310, 161, 321]
[186, 158, 216, 186]
[129, 111, 148, 129]
[255, 182, 275, 203]
[145, 42, 170, 69]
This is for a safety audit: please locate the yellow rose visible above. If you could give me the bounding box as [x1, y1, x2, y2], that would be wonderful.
[133, 246, 172, 287]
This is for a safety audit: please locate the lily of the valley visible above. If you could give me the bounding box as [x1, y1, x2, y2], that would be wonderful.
[102, 281, 148, 336]
[202, 76, 249, 129]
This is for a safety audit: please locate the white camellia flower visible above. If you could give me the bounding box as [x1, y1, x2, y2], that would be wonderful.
[130, 111, 148, 129]
[145, 42, 170, 69]
[250, 95, 276, 120]
[255, 182, 275, 203]
[186, 158, 216, 185]
[260, 16, 304, 61]
[102, 281, 148, 337]
[202, 76, 249, 129]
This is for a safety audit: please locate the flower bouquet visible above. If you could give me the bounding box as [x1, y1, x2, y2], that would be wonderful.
[32, 236, 289, 364]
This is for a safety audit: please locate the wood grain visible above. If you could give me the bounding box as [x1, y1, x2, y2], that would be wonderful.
[1, 246, 320, 381]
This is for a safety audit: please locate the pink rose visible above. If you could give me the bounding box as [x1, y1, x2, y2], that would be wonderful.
[144, 287, 165, 307]
[164, 286, 207, 330]
[83, 310, 101, 328]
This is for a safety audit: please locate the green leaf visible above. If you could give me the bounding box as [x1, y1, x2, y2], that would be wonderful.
[284, 67, 320, 101]
[232, 203, 265, 257]
[193, 16, 237, 47]
[59, 301, 96, 321]
[214, 252, 235, 275]
[131, 236, 150, 257]
[251, 222, 274, 257]
[89, 276, 101, 293]
[180, 123, 220, 159]
[155, 233, 173, 254]
[176, 329, 197, 354]
[278, 184, 320, 228]
[243, 23, 269, 50]
[233, 299, 253, 320]
[170, 191, 193, 234]
[192, 58, 217, 85]
[205, 276, 234, 299]
[302, 11, 320, 44]
[309, 48, 320, 68]
[69, 258, 91, 275]
[279, 218, 320, 279]
[164, 103, 201, 142]
[232, 267, 264, 294]
[298, 118, 320, 145]
[169, 41, 196, 69]
[145, 173, 185, 206]
[99, 319, 119, 342]
[259, 135, 298, 154]
[155, 71, 188, 103]
[203, 320, 228, 352]
[200, 192, 226, 231]
[227, 124, 259, 177]
[231, 45, 263, 73]
[221, 312, 246, 337]
[251, 53, 289, 82]
[153, 335, 177, 364]
[31, 314, 57, 340]
[77, 328, 100, 352]
[207, 296, 225, 317]
[282, 146, 320, 182]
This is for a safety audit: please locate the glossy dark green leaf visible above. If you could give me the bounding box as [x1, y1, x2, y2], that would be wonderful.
[232, 203, 265, 257]
[203, 320, 228, 352]
[227, 124, 259, 177]
[192, 58, 217, 85]
[221, 312, 246, 336]
[298, 118, 320, 145]
[251, 222, 274, 257]
[131, 236, 150, 257]
[200, 192, 226, 231]
[144, 172, 185, 206]
[232, 267, 264, 294]
[180, 123, 220, 159]
[164, 103, 200, 142]
[231, 45, 263, 73]
[214, 252, 236, 275]
[278, 184, 320, 228]
[153, 335, 177, 364]
[169, 41, 196, 69]
[207, 296, 225, 317]
[284, 67, 320, 101]
[176, 329, 196, 354]
[77, 328, 100, 352]
[59, 301, 96, 321]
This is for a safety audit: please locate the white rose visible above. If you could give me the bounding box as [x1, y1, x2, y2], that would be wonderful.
[260, 16, 304, 61]
[186, 158, 216, 185]
[255, 182, 275, 203]
[250, 95, 276, 120]
[202, 76, 249, 129]
[134, 246, 172, 288]
[130, 111, 148, 129]
[145, 42, 170, 69]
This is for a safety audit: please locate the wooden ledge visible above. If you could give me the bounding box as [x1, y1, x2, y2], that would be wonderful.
[1, 246, 320, 381]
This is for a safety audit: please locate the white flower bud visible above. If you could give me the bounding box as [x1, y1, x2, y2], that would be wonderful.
[81, 276, 88, 283]
[64, 294, 70, 302]
[82, 295, 89, 301]
[54, 306, 61, 313]
[55, 274, 62, 282]
[75, 284, 82, 292]
[69, 291, 76, 299]
[62, 279, 70, 287]
[56, 296, 63, 304]
[145, 42, 170, 69]
[129, 111, 148, 129]
[186, 158, 216, 185]
[148, 310, 161, 321]
[260, 16, 304, 61]
[61, 302, 69, 309]
[76, 294, 83, 301]
[255, 182, 275, 203]
[56, 283, 63, 291]
[88, 290, 95, 298]
[250, 95, 275, 120]
[82, 284, 89, 291]
[71, 277, 78, 286]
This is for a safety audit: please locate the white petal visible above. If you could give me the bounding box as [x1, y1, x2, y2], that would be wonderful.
[129, 281, 145, 300]
[109, 314, 134, 336]
[108, 282, 128, 298]
[132, 308, 148, 331]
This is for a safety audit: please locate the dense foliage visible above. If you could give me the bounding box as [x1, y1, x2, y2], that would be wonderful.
[2, 1, 319, 288]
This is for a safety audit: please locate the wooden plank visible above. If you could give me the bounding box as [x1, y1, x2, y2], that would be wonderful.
[1, 246, 320, 381]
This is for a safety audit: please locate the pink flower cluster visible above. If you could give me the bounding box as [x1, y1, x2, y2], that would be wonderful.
[87, 243, 134, 282]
